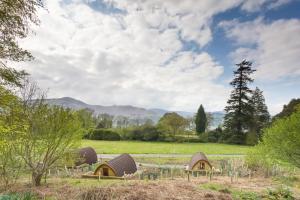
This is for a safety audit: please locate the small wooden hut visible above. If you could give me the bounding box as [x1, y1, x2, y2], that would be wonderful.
[94, 154, 137, 177]
[188, 152, 212, 171]
[75, 147, 98, 166]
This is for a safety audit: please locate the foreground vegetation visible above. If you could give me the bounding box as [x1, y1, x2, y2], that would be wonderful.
[82, 140, 252, 154]
[1, 175, 299, 199]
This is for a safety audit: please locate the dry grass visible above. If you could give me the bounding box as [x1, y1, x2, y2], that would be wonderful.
[4, 176, 294, 200]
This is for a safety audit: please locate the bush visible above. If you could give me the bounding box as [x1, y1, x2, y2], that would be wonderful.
[245, 131, 258, 146]
[118, 126, 162, 141]
[88, 129, 120, 141]
[0, 193, 37, 200]
[266, 186, 295, 200]
[142, 126, 160, 141]
[246, 107, 300, 169]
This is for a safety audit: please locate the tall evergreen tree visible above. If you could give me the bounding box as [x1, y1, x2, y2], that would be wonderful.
[223, 60, 256, 144]
[195, 104, 207, 135]
[250, 87, 270, 139]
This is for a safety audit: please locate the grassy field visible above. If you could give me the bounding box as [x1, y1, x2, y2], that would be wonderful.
[82, 140, 252, 155]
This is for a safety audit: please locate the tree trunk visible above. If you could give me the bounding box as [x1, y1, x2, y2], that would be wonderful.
[32, 172, 43, 186]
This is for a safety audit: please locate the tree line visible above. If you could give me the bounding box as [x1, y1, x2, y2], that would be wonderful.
[80, 61, 272, 145]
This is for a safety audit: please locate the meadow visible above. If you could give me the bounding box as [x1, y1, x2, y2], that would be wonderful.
[82, 140, 252, 155]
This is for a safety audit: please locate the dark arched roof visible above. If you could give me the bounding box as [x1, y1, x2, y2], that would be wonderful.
[95, 154, 137, 177]
[76, 147, 98, 166]
[188, 152, 211, 170]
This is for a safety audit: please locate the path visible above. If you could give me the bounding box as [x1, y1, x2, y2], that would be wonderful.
[97, 154, 245, 159]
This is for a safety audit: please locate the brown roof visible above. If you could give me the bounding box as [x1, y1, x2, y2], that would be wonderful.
[107, 154, 137, 177]
[75, 147, 98, 166]
[188, 152, 211, 170]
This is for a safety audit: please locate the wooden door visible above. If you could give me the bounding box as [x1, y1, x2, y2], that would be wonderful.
[103, 168, 109, 176]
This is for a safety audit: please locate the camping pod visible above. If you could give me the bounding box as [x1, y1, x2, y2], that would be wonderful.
[188, 152, 212, 171]
[75, 147, 98, 166]
[94, 154, 137, 177]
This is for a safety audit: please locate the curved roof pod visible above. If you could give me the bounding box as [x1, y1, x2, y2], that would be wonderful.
[94, 153, 137, 177]
[188, 152, 212, 170]
[75, 147, 98, 166]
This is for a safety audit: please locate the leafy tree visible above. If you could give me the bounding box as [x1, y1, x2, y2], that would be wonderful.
[158, 112, 188, 140]
[195, 105, 207, 135]
[0, 86, 24, 189]
[249, 87, 270, 140]
[96, 113, 113, 129]
[247, 106, 300, 168]
[15, 81, 83, 186]
[206, 112, 214, 130]
[0, 0, 42, 62]
[223, 60, 256, 144]
[76, 108, 96, 137]
[185, 116, 195, 142]
[143, 118, 154, 126]
[0, 0, 42, 86]
[273, 98, 300, 120]
[115, 115, 130, 128]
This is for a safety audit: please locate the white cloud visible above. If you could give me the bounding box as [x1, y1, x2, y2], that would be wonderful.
[241, 0, 292, 12]
[14, 0, 243, 112]
[220, 18, 300, 80]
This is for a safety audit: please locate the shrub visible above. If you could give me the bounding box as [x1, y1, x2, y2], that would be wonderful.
[142, 126, 160, 141]
[266, 186, 295, 200]
[118, 126, 162, 141]
[88, 129, 120, 141]
[245, 131, 258, 146]
[0, 192, 37, 200]
[246, 107, 300, 169]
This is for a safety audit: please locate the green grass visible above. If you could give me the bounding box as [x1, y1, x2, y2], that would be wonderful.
[200, 183, 261, 200]
[82, 140, 252, 154]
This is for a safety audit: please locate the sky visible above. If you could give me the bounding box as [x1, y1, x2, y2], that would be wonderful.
[15, 0, 300, 115]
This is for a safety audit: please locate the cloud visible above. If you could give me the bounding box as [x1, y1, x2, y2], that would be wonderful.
[220, 17, 300, 80]
[14, 0, 244, 112]
[241, 0, 292, 12]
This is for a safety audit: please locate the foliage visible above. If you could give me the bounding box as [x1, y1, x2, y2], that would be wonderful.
[76, 108, 96, 137]
[118, 125, 162, 141]
[87, 129, 121, 141]
[249, 87, 270, 142]
[0, 192, 37, 200]
[199, 127, 223, 143]
[266, 186, 295, 200]
[96, 113, 113, 129]
[261, 108, 300, 167]
[114, 115, 130, 128]
[273, 98, 300, 120]
[200, 183, 261, 200]
[223, 60, 256, 144]
[0, 86, 25, 189]
[0, 0, 42, 62]
[195, 104, 207, 135]
[206, 112, 214, 130]
[158, 112, 188, 140]
[14, 82, 84, 186]
[245, 131, 258, 146]
[246, 107, 300, 169]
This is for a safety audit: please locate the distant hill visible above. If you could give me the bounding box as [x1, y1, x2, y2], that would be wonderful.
[45, 97, 224, 128]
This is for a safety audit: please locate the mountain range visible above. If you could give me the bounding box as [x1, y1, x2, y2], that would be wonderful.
[45, 97, 224, 128]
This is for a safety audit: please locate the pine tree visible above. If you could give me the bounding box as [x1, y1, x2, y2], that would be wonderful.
[195, 104, 207, 135]
[250, 87, 270, 139]
[223, 60, 256, 144]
